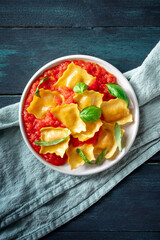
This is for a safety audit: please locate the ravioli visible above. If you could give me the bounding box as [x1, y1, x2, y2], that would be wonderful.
[94, 122, 124, 159]
[54, 62, 96, 89]
[74, 90, 103, 111]
[101, 98, 133, 125]
[39, 127, 70, 157]
[24, 59, 134, 170]
[67, 144, 95, 170]
[51, 103, 86, 134]
[27, 89, 63, 119]
[73, 119, 103, 141]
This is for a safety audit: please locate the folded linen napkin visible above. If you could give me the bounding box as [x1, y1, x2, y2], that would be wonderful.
[0, 42, 160, 240]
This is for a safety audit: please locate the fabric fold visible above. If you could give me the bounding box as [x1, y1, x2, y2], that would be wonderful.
[124, 41, 160, 106]
[0, 42, 160, 240]
[0, 103, 19, 130]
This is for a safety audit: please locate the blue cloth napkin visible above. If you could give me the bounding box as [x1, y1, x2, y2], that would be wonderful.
[0, 42, 160, 240]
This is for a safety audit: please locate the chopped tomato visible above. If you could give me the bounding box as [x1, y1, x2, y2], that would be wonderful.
[22, 60, 116, 166]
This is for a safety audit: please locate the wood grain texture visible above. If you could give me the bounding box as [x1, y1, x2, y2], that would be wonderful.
[41, 164, 160, 238]
[41, 232, 160, 240]
[0, 0, 160, 27]
[0, 96, 20, 108]
[0, 27, 159, 94]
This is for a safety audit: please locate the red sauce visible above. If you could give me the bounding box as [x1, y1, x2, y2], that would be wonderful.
[22, 60, 116, 166]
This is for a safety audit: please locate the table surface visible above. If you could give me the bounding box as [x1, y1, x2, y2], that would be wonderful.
[0, 1, 160, 239]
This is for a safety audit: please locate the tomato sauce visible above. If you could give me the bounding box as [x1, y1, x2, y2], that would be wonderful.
[22, 60, 116, 166]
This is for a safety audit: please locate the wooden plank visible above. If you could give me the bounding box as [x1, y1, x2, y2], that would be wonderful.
[41, 231, 160, 240]
[149, 152, 160, 162]
[0, 0, 160, 27]
[0, 27, 159, 94]
[0, 96, 20, 108]
[51, 164, 160, 232]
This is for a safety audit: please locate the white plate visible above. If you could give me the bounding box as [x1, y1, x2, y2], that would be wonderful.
[19, 55, 139, 176]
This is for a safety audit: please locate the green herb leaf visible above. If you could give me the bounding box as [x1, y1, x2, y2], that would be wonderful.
[73, 82, 88, 94]
[80, 106, 102, 123]
[76, 147, 108, 166]
[35, 77, 50, 97]
[95, 148, 108, 165]
[106, 83, 129, 107]
[76, 148, 93, 165]
[114, 123, 122, 152]
[34, 130, 70, 146]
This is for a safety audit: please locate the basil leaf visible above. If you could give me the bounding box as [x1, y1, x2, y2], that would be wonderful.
[73, 82, 88, 94]
[80, 106, 102, 123]
[106, 83, 129, 107]
[35, 77, 50, 97]
[114, 123, 122, 152]
[76, 148, 108, 166]
[76, 148, 93, 165]
[34, 130, 70, 146]
[95, 148, 108, 165]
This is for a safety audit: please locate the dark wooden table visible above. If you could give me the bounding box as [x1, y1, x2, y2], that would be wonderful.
[0, 1, 160, 239]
